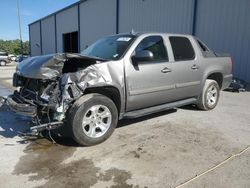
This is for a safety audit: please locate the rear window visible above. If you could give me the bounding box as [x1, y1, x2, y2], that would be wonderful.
[196, 39, 216, 57]
[197, 39, 209, 52]
[169, 37, 195, 61]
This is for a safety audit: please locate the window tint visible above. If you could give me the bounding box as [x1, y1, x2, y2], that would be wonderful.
[169, 36, 195, 61]
[135, 36, 168, 61]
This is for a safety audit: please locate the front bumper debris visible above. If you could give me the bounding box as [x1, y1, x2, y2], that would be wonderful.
[30, 121, 63, 133]
[4, 92, 63, 134]
[6, 92, 37, 117]
[0, 96, 6, 108]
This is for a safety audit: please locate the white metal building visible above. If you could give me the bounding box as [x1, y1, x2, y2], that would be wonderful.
[29, 0, 250, 83]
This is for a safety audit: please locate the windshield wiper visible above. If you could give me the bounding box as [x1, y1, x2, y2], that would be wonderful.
[80, 54, 110, 61]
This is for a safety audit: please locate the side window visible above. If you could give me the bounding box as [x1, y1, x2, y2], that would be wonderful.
[169, 36, 195, 61]
[135, 36, 168, 61]
[196, 39, 216, 57]
[0, 52, 8, 56]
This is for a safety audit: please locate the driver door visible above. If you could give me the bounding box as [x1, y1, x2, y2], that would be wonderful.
[125, 35, 177, 111]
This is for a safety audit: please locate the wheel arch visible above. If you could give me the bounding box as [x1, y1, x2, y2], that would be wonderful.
[84, 86, 122, 114]
[0, 59, 7, 64]
[205, 72, 223, 89]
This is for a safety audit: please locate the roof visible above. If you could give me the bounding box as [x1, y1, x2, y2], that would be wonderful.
[29, 0, 88, 26]
[114, 32, 193, 38]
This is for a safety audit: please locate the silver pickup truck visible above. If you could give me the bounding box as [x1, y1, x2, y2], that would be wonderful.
[4, 32, 232, 146]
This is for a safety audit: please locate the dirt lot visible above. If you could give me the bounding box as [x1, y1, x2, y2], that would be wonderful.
[0, 64, 250, 188]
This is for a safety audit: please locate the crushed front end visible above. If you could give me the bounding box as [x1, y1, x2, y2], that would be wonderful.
[5, 53, 107, 135]
[7, 73, 77, 133]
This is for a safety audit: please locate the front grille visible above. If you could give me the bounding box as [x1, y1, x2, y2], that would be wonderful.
[13, 73, 25, 87]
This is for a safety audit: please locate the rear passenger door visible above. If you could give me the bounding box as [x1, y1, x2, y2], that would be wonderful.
[169, 36, 202, 99]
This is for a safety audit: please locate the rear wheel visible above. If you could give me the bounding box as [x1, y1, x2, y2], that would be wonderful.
[0, 60, 6, 66]
[68, 94, 118, 146]
[197, 79, 220, 110]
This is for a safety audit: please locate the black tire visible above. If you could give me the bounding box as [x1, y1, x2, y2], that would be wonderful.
[68, 93, 118, 146]
[197, 79, 220, 110]
[0, 60, 6, 66]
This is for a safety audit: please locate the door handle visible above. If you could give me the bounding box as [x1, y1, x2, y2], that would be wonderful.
[191, 64, 200, 70]
[161, 67, 172, 73]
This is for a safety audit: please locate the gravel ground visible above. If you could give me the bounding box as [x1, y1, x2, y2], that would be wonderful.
[0, 64, 250, 188]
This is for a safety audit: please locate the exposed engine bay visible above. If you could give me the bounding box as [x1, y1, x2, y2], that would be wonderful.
[6, 53, 111, 134]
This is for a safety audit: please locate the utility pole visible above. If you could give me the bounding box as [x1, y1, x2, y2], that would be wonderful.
[17, 0, 23, 56]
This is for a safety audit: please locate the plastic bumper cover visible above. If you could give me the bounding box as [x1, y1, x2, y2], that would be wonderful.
[6, 92, 37, 117]
[222, 74, 233, 90]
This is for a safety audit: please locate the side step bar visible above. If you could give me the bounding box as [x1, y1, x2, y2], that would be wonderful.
[123, 98, 197, 119]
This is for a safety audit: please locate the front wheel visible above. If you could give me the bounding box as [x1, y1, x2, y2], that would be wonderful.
[0, 60, 6, 66]
[197, 79, 220, 110]
[68, 94, 118, 146]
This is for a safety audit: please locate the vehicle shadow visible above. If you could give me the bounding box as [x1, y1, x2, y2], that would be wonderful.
[0, 104, 179, 147]
[178, 104, 203, 111]
[16, 133, 80, 147]
[0, 104, 32, 138]
[117, 108, 177, 128]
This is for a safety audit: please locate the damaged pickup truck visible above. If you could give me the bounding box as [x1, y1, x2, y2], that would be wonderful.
[3, 33, 232, 146]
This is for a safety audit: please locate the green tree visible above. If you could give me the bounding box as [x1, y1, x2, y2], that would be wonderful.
[0, 39, 29, 55]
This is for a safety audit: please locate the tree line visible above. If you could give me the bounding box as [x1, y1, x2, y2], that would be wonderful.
[0, 39, 29, 55]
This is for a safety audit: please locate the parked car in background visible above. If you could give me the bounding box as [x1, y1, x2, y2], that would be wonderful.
[6, 32, 233, 146]
[0, 51, 11, 66]
[8, 54, 16, 61]
[16, 55, 29, 63]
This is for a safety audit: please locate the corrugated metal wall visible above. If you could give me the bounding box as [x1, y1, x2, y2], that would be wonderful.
[41, 16, 56, 55]
[79, 0, 116, 51]
[195, 0, 250, 82]
[29, 0, 250, 82]
[29, 22, 41, 56]
[119, 0, 194, 34]
[56, 5, 79, 53]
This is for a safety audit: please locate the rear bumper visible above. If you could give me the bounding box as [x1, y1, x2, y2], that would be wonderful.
[222, 74, 233, 90]
[6, 91, 37, 117]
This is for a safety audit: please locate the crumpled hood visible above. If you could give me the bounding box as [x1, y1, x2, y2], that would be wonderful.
[17, 53, 105, 80]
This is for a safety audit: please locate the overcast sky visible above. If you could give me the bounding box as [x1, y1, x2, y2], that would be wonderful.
[0, 0, 79, 41]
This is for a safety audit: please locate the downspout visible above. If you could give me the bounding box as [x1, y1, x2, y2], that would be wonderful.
[78, 4, 81, 52]
[116, 0, 119, 34]
[28, 26, 31, 56]
[39, 20, 43, 55]
[192, 0, 198, 35]
[54, 14, 57, 53]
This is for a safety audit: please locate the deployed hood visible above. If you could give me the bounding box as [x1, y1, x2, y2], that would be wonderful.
[17, 53, 106, 80]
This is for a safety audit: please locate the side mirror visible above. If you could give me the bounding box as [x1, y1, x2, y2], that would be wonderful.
[132, 50, 154, 62]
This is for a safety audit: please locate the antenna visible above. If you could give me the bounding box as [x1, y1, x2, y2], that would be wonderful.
[131, 28, 136, 35]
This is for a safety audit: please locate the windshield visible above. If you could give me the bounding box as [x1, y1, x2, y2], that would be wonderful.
[81, 35, 136, 60]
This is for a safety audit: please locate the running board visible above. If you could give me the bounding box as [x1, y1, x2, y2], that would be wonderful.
[123, 98, 197, 119]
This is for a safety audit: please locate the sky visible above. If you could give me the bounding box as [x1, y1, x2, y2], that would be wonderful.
[0, 0, 79, 41]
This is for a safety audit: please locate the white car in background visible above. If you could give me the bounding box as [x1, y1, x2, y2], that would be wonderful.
[0, 51, 11, 66]
[8, 54, 17, 61]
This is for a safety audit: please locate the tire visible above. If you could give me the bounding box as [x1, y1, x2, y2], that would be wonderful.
[68, 93, 118, 146]
[197, 79, 220, 110]
[0, 60, 6, 66]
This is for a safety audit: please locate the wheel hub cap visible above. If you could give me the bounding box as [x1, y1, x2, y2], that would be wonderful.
[206, 85, 218, 107]
[82, 105, 112, 138]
